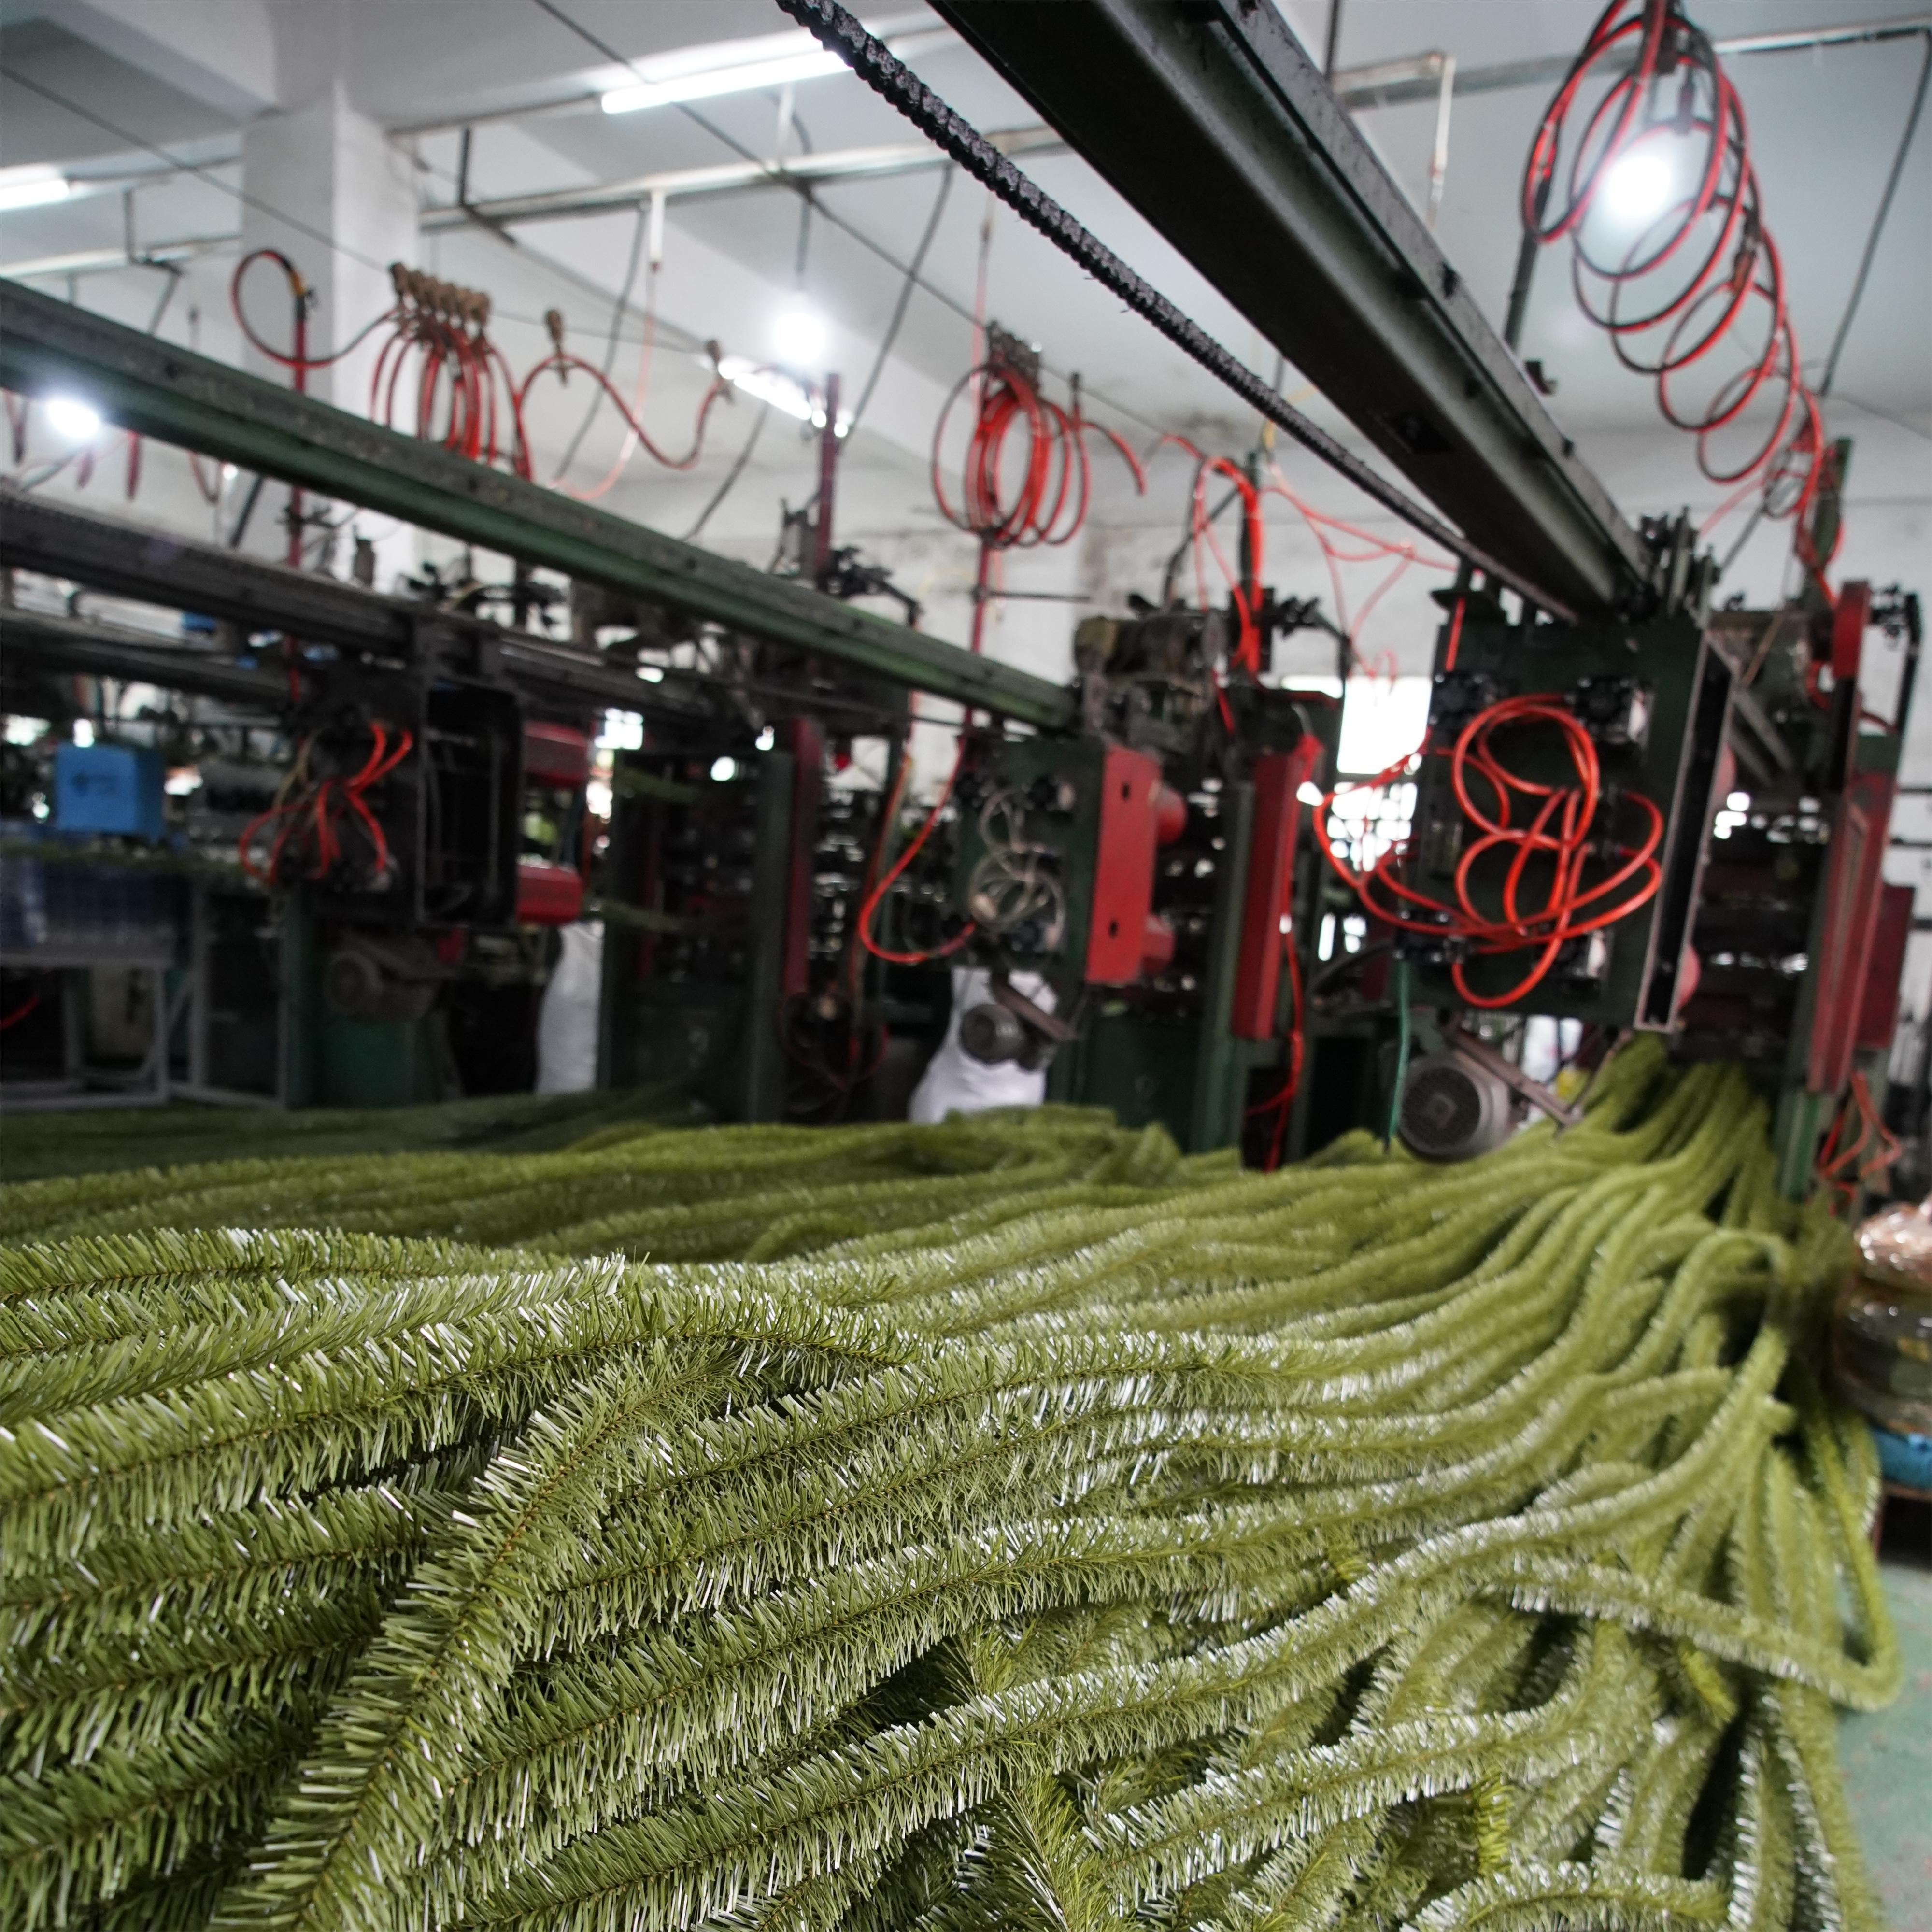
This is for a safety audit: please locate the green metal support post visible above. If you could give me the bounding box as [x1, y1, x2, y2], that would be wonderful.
[1188, 781, 1262, 1152]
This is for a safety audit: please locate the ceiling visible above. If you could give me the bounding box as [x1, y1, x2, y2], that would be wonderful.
[1, 0, 1927, 561]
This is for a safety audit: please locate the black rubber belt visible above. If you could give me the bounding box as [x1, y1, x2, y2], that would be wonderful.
[775, 0, 1580, 626]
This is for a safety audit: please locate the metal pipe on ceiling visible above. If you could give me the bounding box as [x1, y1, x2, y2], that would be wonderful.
[417, 127, 1065, 233]
[388, 10, 1932, 141]
[0, 239, 231, 283]
[1333, 10, 1931, 111]
[6, 10, 1919, 283]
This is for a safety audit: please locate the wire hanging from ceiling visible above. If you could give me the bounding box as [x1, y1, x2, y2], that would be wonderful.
[773, 0, 1580, 624]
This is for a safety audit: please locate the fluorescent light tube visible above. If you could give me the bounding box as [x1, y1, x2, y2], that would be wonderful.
[603, 47, 844, 114]
[0, 169, 71, 213]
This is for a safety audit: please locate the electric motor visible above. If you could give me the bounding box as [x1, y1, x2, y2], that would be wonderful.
[958, 1000, 1028, 1066]
[1397, 1049, 1517, 1161]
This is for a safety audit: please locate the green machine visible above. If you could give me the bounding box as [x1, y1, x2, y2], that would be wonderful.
[903, 610, 1339, 1157]
[596, 749, 800, 1125]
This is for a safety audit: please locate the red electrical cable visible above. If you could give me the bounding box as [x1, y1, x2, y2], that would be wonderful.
[239, 723, 414, 889]
[1521, 2, 1826, 535]
[0, 994, 41, 1033]
[1192, 453, 1266, 676]
[1314, 695, 1663, 1009]
[232, 252, 392, 374]
[514, 350, 729, 474]
[1816, 1071, 1900, 1207]
[854, 734, 976, 966]
[1260, 457, 1452, 675]
[238, 253, 540, 479]
[552, 308, 661, 503]
[1244, 933, 1305, 1172]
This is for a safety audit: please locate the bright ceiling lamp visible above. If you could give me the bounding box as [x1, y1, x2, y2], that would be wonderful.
[43, 396, 101, 442]
[0, 165, 71, 213]
[601, 29, 843, 114]
[1600, 150, 1676, 225]
[771, 305, 827, 368]
[599, 16, 948, 115]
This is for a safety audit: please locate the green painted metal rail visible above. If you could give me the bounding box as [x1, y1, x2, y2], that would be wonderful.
[0, 280, 1077, 730]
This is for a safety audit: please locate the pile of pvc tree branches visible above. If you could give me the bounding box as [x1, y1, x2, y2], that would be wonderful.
[0, 1047, 1899, 1932]
[0, 1082, 701, 1183]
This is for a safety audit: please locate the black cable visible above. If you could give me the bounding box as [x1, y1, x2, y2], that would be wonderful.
[1720, 42, 1930, 585]
[0, 58, 705, 380]
[1819, 31, 1931, 399]
[227, 472, 267, 549]
[686, 402, 772, 540]
[0, 65, 394, 279]
[1161, 478, 1241, 606]
[789, 111, 815, 286]
[773, 0, 1577, 623]
[143, 266, 182, 336]
[846, 165, 953, 438]
[1828, 392, 1932, 445]
[554, 198, 649, 477]
[527, 0, 838, 545]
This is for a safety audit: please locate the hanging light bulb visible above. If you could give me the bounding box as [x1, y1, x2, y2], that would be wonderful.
[43, 396, 102, 442]
[771, 306, 827, 368]
[1601, 150, 1676, 225]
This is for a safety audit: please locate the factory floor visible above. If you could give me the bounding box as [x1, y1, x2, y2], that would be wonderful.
[1842, 1498, 1932, 1929]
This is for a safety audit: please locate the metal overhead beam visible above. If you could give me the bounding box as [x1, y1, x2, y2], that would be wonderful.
[2, 488, 418, 655]
[935, 0, 1648, 617]
[1, 607, 286, 710]
[0, 488, 852, 726]
[0, 281, 1077, 730]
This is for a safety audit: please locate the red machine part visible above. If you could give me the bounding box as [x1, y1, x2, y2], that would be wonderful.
[515, 857, 585, 926]
[1672, 944, 1702, 1019]
[1153, 782, 1189, 845]
[1234, 740, 1322, 1041]
[523, 721, 592, 788]
[776, 717, 826, 1000]
[1830, 579, 1870, 688]
[1085, 745, 1169, 984]
[1856, 882, 1915, 1054]
[1140, 913, 1177, 974]
[1807, 767, 1896, 1094]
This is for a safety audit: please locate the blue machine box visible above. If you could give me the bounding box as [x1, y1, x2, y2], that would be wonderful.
[52, 741, 166, 840]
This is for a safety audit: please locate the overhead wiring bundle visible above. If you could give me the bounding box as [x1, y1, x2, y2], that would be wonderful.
[0, 1051, 1901, 1932]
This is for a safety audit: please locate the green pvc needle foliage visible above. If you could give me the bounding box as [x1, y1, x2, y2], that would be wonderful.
[0, 1045, 1899, 1932]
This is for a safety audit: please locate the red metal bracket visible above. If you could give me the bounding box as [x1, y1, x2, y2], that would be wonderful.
[1086, 744, 1165, 984]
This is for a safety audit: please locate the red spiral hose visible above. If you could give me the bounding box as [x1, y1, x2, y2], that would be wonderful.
[932, 360, 1142, 550]
[1521, 2, 1824, 540]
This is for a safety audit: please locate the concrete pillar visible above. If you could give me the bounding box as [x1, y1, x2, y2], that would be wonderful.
[239, 35, 416, 578]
